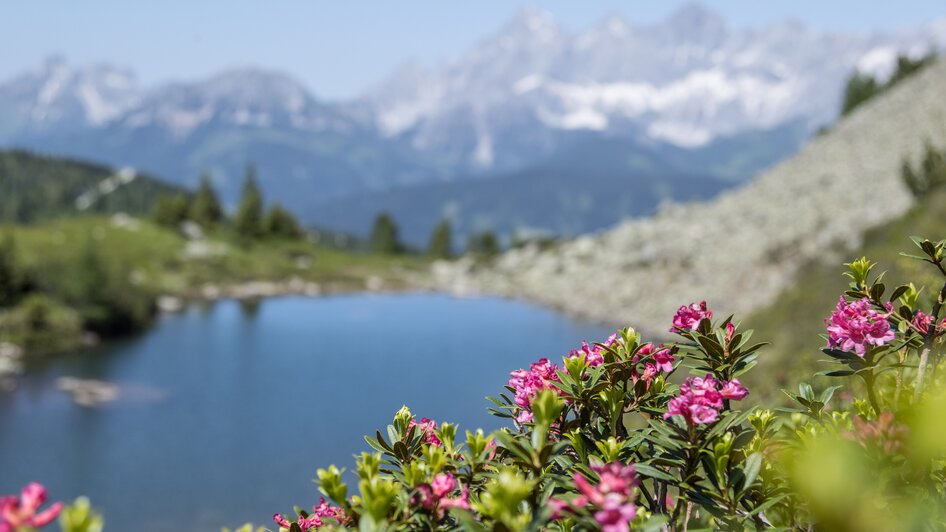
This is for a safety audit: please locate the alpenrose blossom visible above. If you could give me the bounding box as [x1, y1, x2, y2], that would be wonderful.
[1, 483, 63, 532]
[913, 311, 946, 336]
[825, 297, 895, 356]
[664, 375, 748, 425]
[670, 301, 713, 333]
[632, 343, 675, 384]
[508, 357, 561, 423]
[274, 497, 347, 530]
[573, 463, 639, 532]
[408, 417, 441, 447]
[568, 334, 620, 367]
[412, 473, 470, 516]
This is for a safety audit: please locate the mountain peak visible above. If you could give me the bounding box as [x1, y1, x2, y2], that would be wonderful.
[500, 7, 561, 42]
[663, 2, 727, 40]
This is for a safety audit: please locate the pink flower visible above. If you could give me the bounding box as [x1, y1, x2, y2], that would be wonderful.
[409, 417, 442, 447]
[825, 297, 895, 356]
[1, 483, 63, 531]
[509, 358, 561, 423]
[670, 301, 713, 333]
[311, 497, 347, 525]
[653, 348, 674, 372]
[440, 485, 471, 512]
[913, 311, 946, 336]
[569, 341, 604, 367]
[594, 499, 638, 532]
[664, 374, 747, 425]
[431, 473, 456, 499]
[725, 322, 736, 342]
[573, 463, 638, 532]
[273, 512, 321, 531]
[719, 378, 749, 401]
[641, 363, 658, 382]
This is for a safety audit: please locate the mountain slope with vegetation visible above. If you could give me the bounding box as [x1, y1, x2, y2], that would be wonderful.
[432, 57, 946, 335]
[745, 146, 946, 400]
[0, 150, 185, 222]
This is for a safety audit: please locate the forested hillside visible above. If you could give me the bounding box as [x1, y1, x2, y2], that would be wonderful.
[0, 150, 184, 223]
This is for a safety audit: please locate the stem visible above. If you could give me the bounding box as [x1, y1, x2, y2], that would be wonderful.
[914, 278, 946, 402]
[864, 373, 881, 414]
[683, 502, 693, 532]
[894, 348, 907, 406]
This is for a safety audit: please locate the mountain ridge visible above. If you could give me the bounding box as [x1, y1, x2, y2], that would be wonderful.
[430, 57, 946, 335]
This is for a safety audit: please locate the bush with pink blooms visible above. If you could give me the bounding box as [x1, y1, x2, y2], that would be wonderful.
[263, 237, 946, 532]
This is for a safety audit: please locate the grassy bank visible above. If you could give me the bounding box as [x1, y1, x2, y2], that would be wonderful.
[0, 215, 429, 357]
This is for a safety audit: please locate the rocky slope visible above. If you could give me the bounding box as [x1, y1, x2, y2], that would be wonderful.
[431, 59, 946, 336]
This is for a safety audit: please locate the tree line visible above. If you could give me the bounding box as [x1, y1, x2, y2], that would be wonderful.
[368, 213, 499, 260]
[151, 165, 303, 241]
[841, 51, 937, 117]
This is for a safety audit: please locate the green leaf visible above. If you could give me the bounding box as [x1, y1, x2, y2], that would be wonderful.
[740, 453, 763, 495]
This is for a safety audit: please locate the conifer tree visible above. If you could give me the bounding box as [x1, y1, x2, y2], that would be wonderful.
[190, 173, 224, 229]
[427, 218, 453, 259]
[235, 165, 263, 239]
[0, 233, 21, 307]
[263, 204, 303, 239]
[468, 230, 500, 258]
[840, 72, 879, 116]
[151, 194, 190, 228]
[370, 213, 401, 254]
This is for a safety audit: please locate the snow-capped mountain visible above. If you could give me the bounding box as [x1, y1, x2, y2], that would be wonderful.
[0, 3, 943, 233]
[0, 56, 139, 140]
[360, 4, 946, 172]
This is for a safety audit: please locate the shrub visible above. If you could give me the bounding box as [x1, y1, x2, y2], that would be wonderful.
[266, 237, 946, 531]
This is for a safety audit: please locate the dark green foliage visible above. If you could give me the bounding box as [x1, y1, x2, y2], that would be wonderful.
[190, 173, 224, 229]
[0, 294, 83, 353]
[0, 233, 22, 307]
[901, 142, 946, 198]
[467, 230, 500, 258]
[56, 237, 154, 336]
[0, 149, 185, 223]
[263, 204, 303, 239]
[840, 72, 879, 116]
[370, 213, 401, 254]
[151, 194, 190, 228]
[841, 52, 937, 116]
[427, 218, 453, 259]
[235, 165, 264, 239]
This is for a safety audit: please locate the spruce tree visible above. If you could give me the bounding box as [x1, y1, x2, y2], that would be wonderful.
[190, 173, 224, 229]
[235, 165, 263, 239]
[840, 72, 878, 116]
[427, 218, 453, 259]
[468, 231, 500, 258]
[263, 204, 303, 239]
[0, 233, 21, 307]
[151, 194, 190, 228]
[370, 213, 401, 254]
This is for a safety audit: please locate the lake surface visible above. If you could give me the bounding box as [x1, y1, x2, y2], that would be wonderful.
[0, 293, 612, 531]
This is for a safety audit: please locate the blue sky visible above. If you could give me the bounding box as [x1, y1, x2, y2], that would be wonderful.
[2, 1, 944, 100]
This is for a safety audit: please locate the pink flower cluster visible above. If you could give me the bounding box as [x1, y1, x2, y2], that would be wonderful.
[409, 417, 442, 447]
[634, 343, 675, 383]
[913, 311, 946, 336]
[567, 334, 620, 367]
[1, 483, 62, 532]
[273, 497, 347, 531]
[664, 374, 748, 425]
[412, 473, 471, 517]
[508, 358, 562, 423]
[825, 297, 895, 357]
[573, 463, 639, 532]
[669, 301, 713, 333]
